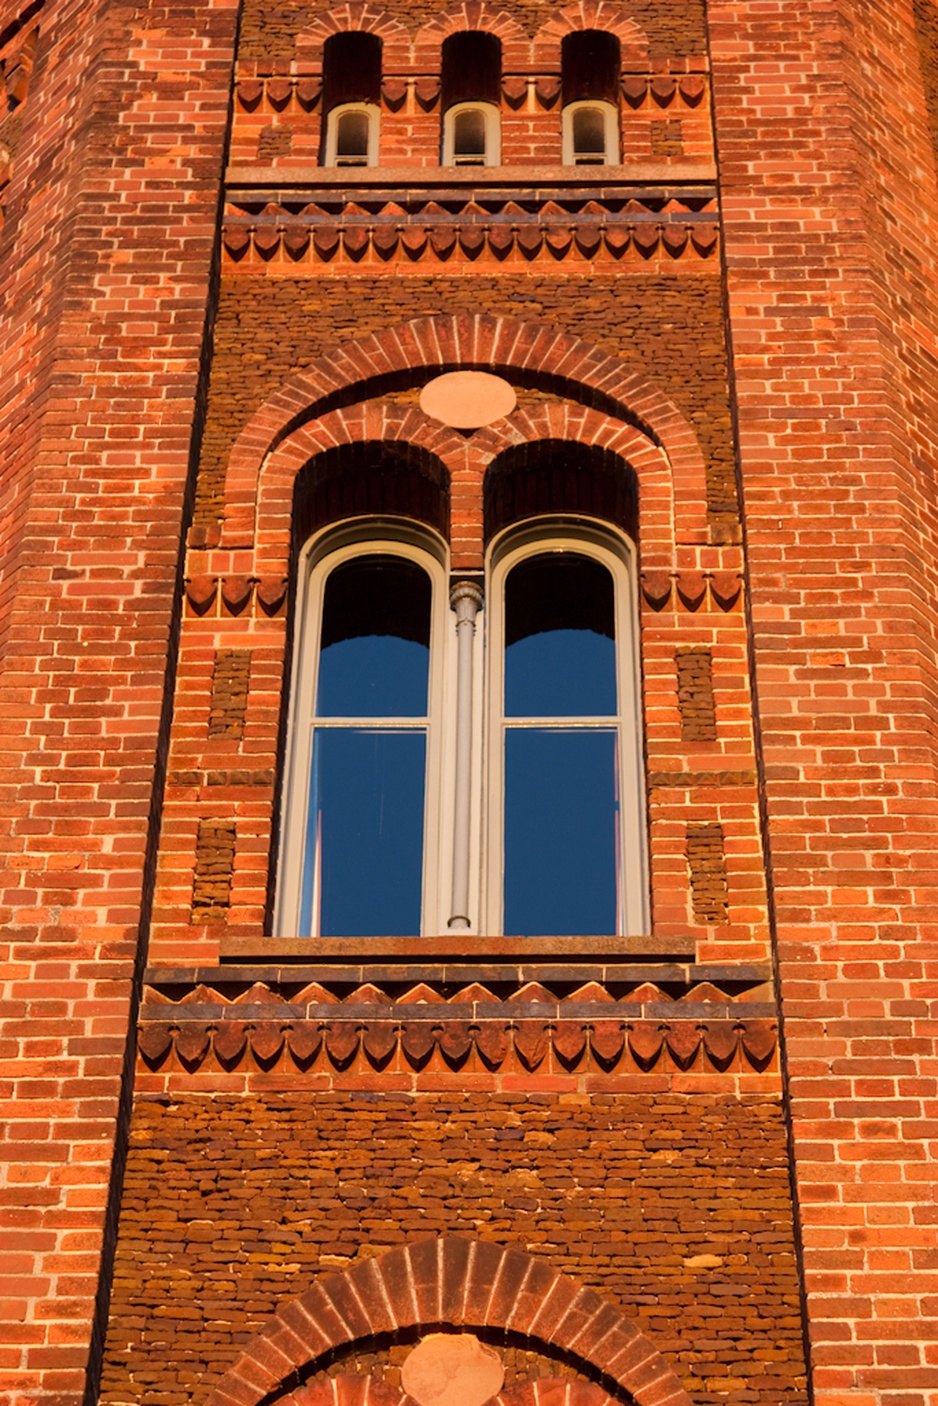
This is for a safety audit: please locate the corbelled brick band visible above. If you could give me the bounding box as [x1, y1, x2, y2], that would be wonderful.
[205, 1237, 692, 1406]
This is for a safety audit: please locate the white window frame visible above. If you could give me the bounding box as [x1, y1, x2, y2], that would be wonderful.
[442, 101, 501, 167]
[275, 518, 452, 937]
[561, 99, 620, 166]
[323, 102, 380, 167]
[276, 514, 648, 940]
[482, 516, 648, 937]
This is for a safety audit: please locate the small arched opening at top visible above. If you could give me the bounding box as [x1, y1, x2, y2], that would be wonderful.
[441, 31, 502, 165]
[321, 31, 382, 166]
[483, 438, 638, 546]
[561, 30, 621, 165]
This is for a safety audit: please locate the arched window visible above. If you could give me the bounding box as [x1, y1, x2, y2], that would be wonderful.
[443, 102, 500, 166]
[276, 454, 646, 938]
[321, 31, 382, 167]
[485, 520, 646, 936]
[440, 32, 501, 166]
[563, 100, 619, 165]
[561, 30, 621, 165]
[276, 522, 449, 937]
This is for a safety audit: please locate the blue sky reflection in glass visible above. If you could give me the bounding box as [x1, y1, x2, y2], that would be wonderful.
[503, 553, 620, 935]
[301, 556, 431, 936]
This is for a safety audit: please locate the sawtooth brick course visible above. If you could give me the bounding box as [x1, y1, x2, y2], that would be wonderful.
[97, 1092, 807, 1406]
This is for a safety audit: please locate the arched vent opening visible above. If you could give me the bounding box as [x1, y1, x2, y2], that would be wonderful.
[322, 31, 382, 109]
[484, 440, 638, 544]
[293, 441, 451, 550]
[441, 31, 502, 108]
[561, 29, 621, 104]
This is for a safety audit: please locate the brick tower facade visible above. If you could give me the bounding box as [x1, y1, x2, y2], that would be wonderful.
[1, 0, 936, 1404]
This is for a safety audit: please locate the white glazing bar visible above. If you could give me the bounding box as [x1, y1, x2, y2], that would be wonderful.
[448, 580, 484, 930]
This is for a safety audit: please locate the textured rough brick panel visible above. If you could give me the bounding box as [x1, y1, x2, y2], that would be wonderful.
[650, 118, 683, 155]
[675, 646, 716, 742]
[209, 648, 252, 740]
[98, 1092, 807, 1406]
[914, 0, 938, 168]
[686, 823, 728, 924]
[192, 819, 236, 919]
[192, 275, 736, 533]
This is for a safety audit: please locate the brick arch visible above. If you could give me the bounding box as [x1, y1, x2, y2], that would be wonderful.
[295, 3, 410, 68]
[222, 315, 709, 555]
[285, 1380, 406, 1406]
[279, 1374, 622, 1405]
[203, 1237, 693, 1406]
[245, 404, 467, 572]
[472, 404, 679, 566]
[413, 2, 528, 63]
[532, 2, 648, 62]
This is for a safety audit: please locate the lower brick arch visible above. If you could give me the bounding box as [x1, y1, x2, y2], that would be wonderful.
[278, 1373, 622, 1406]
[204, 1237, 692, 1406]
[221, 314, 710, 555]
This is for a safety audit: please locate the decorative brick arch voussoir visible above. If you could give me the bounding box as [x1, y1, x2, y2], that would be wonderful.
[222, 316, 708, 551]
[204, 1237, 694, 1406]
[472, 403, 677, 564]
[245, 405, 466, 573]
[413, 2, 528, 64]
[533, 1, 648, 61]
[295, 3, 410, 68]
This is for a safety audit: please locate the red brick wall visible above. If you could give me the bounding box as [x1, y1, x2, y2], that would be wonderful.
[709, 0, 938, 1399]
[0, 1, 239, 1402]
[97, 1091, 808, 1406]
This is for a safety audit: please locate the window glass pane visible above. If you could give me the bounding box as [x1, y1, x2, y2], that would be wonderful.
[454, 108, 487, 159]
[316, 556, 431, 717]
[504, 729, 619, 935]
[336, 109, 370, 161]
[505, 553, 616, 716]
[573, 106, 606, 160]
[302, 728, 427, 936]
